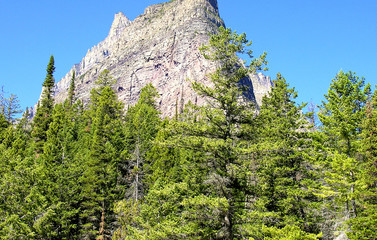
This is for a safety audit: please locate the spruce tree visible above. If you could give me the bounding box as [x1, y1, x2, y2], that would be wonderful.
[0, 114, 8, 141]
[33, 103, 81, 239]
[79, 70, 125, 239]
[32, 55, 56, 154]
[347, 89, 377, 239]
[67, 70, 76, 107]
[123, 83, 161, 203]
[253, 73, 321, 235]
[0, 115, 37, 238]
[317, 70, 371, 235]
[0, 87, 22, 124]
[125, 27, 268, 239]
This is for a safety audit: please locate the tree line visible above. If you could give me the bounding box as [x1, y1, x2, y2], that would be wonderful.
[0, 27, 376, 239]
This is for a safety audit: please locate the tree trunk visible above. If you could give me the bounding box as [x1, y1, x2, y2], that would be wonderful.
[98, 202, 106, 240]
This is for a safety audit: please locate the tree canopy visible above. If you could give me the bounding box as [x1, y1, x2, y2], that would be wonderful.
[0, 30, 376, 240]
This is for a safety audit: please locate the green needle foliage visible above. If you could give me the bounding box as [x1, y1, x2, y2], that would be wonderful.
[126, 26, 268, 239]
[79, 69, 126, 239]
[1, 27, 377, 240]
[123, 83, 161, 202]
[253, 73, 321, 235]
[32, 55, 56, 154]
[317, 70, 371, 237]
[67, 70, 76, 107]
[347, 89, 377, 240]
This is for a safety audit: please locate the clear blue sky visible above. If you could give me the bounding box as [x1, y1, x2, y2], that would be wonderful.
[1, 0, 376, 112]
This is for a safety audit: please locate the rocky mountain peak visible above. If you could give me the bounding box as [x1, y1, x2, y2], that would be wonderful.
[109, 12, 131, 39]
[38, 0, 271, 118]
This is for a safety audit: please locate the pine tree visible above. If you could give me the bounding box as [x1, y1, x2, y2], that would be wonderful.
[253, 73, 321, 235]
[347, 89, 377, 239]
[67, 70, 76, 107]
[123, 83, 161, 203]
[33, 103, 82, 239]
[0, 87, 22, 124]
[32, 55, 56, 154]
[0, 114, 8, 141]
[317, 70, 371, 234]
[125, 27, 268, 239]
[79, 70, 125, 239]
[184, 27, 268, 239]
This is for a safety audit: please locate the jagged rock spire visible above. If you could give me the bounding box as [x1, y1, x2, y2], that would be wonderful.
[109, 12, 131, 39]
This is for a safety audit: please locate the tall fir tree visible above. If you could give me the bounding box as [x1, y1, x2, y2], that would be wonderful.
[32, 103, 82, 239]
[123, 83, 161, 203]
[79, 70, 126, 239]
[0, 114, 8, 141]
[0, 87, 22, 124]
[347, 89, 377, 239]
[253, 73, 321, 236]
[317, 70, 371, 236]
[32, 55, 56, 154]
[122, 27, 268, 239]
[67, 70, 76, 107]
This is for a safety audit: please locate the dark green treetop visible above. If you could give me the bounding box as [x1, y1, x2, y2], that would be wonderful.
[32, 55, 56, 154]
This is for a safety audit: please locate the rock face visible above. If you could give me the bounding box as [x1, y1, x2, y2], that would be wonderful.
[50, 0, 271, 117]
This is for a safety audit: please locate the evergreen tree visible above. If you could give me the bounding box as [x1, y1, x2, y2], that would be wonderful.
[183, 26, 268, 239]
[79, 70, 126, 239]
[0, 114, 8, 141]
[253, 73, 321, 235]
[32, 55, 56, 154]
[33, 103, 82, 239]
[317, 70, 371, 235]
[67, 70, 76, 107]
[124, 27, 268, 239]
[0, 87, 22, 123]
[0, 119, 37, 239]
[347, 89, 377, 239]
[123, 83, 161, 203]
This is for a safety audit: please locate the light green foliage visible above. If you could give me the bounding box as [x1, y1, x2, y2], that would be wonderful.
[319, 71, 370, 156]
[254, 225, 322, 240]
[95, 69, 116, 88]
[123, 83, 161, 202]
[118, 180, 226, 239]
[2, 25, 377, 240]
[316, 70, 372, 238]
[113, 199, 139, 239]
[254, 73, 321, 234]
[0, 214, 35, 239]
[347, 89, 377, 239]
[131, 181, 194, 239]
[318, 71, 371, 220]
[130, 26, 267, 239]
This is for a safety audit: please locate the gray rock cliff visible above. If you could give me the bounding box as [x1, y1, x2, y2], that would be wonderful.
[46, 0, 271, 117]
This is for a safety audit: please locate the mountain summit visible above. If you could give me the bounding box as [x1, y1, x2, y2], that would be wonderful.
[50, 0, 271, 117]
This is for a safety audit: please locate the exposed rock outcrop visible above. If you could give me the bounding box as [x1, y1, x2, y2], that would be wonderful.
[48, 0, 271, 117]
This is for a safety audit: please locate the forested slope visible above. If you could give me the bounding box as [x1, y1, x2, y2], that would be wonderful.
[0, 27, 376, 240]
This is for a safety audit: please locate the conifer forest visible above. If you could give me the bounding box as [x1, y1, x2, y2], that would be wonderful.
[1, 27, 376, 239]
